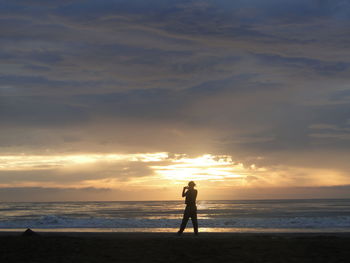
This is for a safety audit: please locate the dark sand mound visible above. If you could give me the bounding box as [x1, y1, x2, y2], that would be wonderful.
[22, 228, 39, 237]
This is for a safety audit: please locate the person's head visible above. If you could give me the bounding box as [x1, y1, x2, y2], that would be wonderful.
[188, 181, 196, 188]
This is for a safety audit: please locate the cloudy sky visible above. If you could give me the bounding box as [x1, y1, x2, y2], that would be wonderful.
[1, 0, 350, 201]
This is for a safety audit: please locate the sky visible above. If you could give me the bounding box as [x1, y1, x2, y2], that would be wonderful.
[1, 0, 350, 201]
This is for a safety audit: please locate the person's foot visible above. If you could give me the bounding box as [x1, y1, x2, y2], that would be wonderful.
[177, 231, 182, 236]
[194, 232, 199, 236]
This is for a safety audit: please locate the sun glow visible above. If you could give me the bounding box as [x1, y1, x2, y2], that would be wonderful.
[0, 152, 345, 193]
[0, 152, 254, 189]
[152, 154, 246, 182]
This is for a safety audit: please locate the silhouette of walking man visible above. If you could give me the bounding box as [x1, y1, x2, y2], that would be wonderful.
[178, 181, 198, 235]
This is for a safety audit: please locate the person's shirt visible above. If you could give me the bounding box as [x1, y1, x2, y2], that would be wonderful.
[185, 188, 197, 206]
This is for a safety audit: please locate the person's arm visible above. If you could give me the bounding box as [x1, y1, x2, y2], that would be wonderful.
[182, 187, 188, 197]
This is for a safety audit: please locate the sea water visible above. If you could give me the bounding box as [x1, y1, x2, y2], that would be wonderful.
[1, 199, 350, 232]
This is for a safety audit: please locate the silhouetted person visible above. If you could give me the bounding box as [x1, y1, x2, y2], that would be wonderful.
[178, 181, 198, 235]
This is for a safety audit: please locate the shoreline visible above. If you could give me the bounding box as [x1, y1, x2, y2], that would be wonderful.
[4, 230, 350, 239]
[2, 227, 350, 234]
[3, 230, 350, 237]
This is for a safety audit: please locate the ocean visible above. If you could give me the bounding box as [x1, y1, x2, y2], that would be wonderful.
[1, 199, 350, 233]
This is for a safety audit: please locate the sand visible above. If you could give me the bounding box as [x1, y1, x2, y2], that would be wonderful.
[1, 232, 350, 262]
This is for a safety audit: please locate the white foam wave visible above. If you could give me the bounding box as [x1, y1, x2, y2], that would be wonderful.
[1, 215, 350, 229]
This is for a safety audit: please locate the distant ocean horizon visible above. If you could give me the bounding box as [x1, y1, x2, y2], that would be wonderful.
[1, 199, 350, 233]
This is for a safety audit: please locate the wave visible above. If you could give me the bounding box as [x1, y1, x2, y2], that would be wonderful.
[1, 215, 350, 229]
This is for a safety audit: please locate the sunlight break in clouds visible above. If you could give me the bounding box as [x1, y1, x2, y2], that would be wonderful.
[1, 153, 347, 191]
[151, 154, 246, 182]
[0, 153, 169, 170]
[0, 153, 249, 187]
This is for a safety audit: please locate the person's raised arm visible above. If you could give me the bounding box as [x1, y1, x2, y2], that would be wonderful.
[182, 186, 188, 197]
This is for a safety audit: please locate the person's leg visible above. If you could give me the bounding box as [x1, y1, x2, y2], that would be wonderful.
[178, 206, 190, 234]
[190, 206, 198, 234]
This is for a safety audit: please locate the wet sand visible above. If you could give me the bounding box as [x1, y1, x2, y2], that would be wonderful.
[1, 232, 350, 262]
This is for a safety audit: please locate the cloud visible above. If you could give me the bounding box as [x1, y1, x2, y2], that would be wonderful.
[0, 187, 115, 202]
[0, 161, 154, 185]
[1, 0, 350, 200]
[253, 53, 350, 75]
[207, 184, 350, 200]
[3, 183, 350, 202]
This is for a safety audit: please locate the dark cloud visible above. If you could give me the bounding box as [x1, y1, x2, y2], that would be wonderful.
[0, 94, 89, 126]
[254, 53, 350, 75]
[0, 185, 182, 201]
[3, 184, 350, 202]
[215, 184, 350, 200]
[0, 160, 154, 184]
[0, 187, 113, 202]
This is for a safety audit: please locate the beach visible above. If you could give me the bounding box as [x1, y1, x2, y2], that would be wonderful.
[1, 200, 350, 262]
[1, 232, 350, 263]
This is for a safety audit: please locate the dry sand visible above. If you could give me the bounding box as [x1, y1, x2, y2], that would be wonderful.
[1, 232, 350, 262]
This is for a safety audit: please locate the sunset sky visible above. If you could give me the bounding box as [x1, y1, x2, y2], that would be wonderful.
[1, 0, 350, 201]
